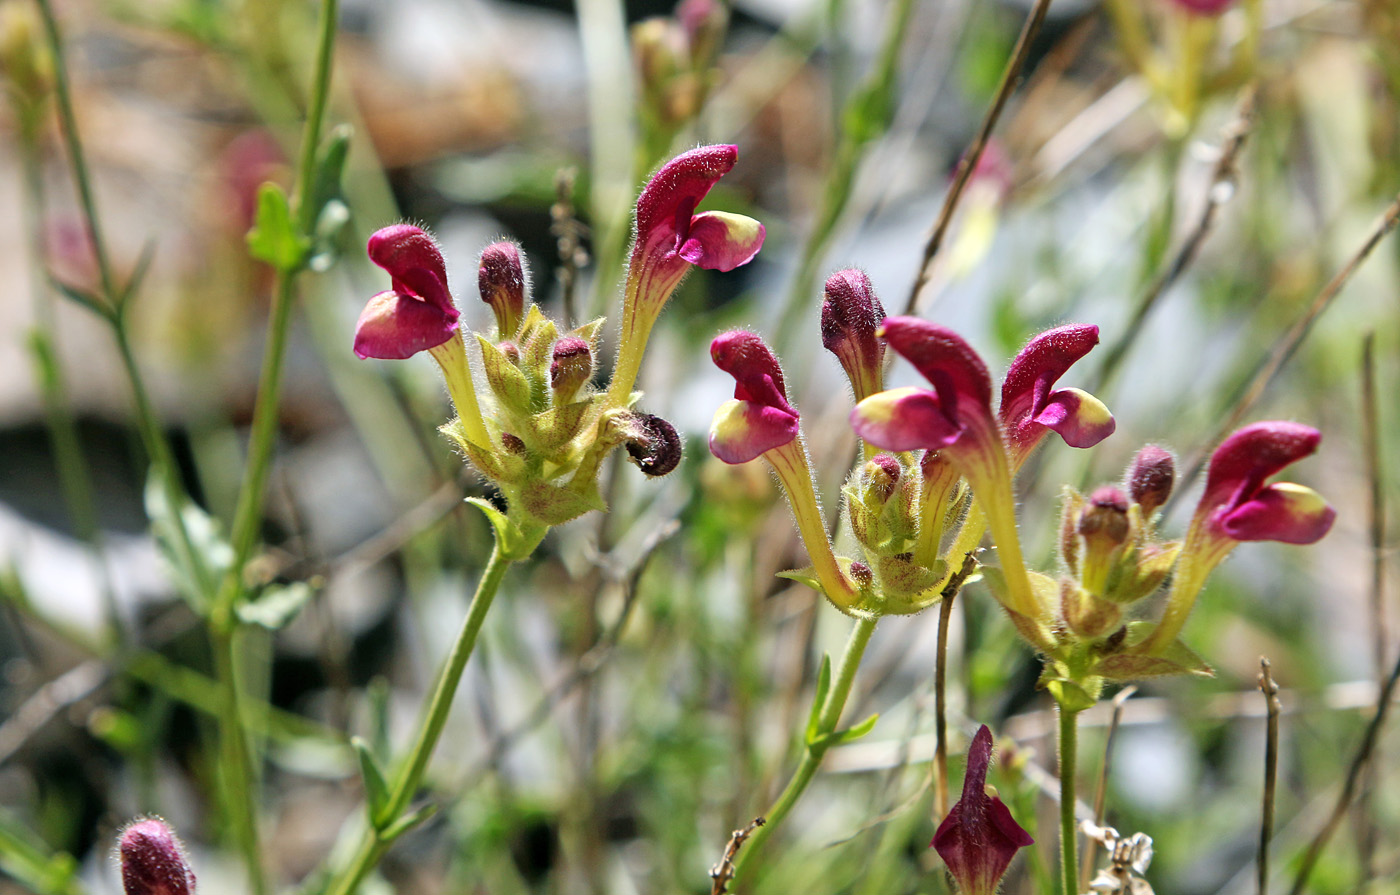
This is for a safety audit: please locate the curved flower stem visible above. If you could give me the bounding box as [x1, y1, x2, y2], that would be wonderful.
[765, 439, 860, 611]
[324, 543, 514, 895]
[731, 615, 878, 887]
[1058, 704, 1081, 895]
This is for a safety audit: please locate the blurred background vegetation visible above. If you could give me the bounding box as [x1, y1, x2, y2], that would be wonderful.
[0, 0, 1398, 892]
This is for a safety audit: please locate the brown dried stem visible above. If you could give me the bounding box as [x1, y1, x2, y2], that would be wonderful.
[1093, 84, 1258, 394]
[710, 817, 767, 895]
[1286, 644, 1400, 895]
[1258, 658, 1280, 895]
[1079, 685, 1136, 892]
[902, 0, 1055, 316]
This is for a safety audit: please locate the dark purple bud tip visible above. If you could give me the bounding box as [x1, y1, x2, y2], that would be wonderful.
[550, 336, 593, 396]
[1128, 445, 1175, 517]
[119, 817, 196, 895]
[821, 269, 887, 401]
[501, 433, 527, 455]
[1080, 487, 1130, 545]
[850, 561, 873, 587]
[479, 241, 527, 337]
[625, 412, 683, 477]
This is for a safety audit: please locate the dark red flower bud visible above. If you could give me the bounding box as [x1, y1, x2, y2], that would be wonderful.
[550, 336, 593, 399]
[1128, 445, 1175, 517]
[478, 241, 527, 338]
[119, 817, 196, 895]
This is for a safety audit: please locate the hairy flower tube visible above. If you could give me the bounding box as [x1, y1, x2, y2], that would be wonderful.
[1140, 421, 1335, 656]
[821, 269, 887, 405]
[999, 324, 1115, 469]
[355, 225, 491, 448]
[708, 330, 859, 612]
[609, 145, 765, 404]
[931, 726, 1033, 895]
[119, 817, 197, 895]
[850, 319, 1054, 643]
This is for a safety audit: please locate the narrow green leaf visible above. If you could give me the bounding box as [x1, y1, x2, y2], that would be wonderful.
[117, 238, 158, 308]
[833, 712, 880, 744]
[237, 581, 313, 630]
[50, 276, 112, 320]
[379, 802, 439, 842]
[352, 737, 391, 827]
[805, 654, 832, 743]
[466, 497, 523, 555]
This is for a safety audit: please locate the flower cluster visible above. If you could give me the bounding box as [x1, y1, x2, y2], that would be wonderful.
[354, 146, 762, 555]
[705, 269, 1335, 704]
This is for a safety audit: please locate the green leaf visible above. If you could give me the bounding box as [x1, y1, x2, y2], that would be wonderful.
[246, 182, 309, 270]
[476, 334, 533, 414]
[520, 479, 605, 526]
[832, 712, 880, 744]
[805, 654, 832, 744]
[50, 276, 112, 321]
[776, 566, 823, 594]
[117, 238, 158, 308]
[367, 677, 392, 761]
[466, 497, 523, 554]
[237, 581, 314, 630]
[305, 125, 354, 272]
[1044, 678, 1097, 713]
[379, 802, 439, 843]
[353, 737, 391, 827]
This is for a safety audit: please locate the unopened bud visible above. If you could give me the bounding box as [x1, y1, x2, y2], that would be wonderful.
[821, 269, 886, 402]
[1078, 487, 1130, 595]
[478, 241, 527, 338]
[864, 453, 901, 503]
[624, 412, 683, 477]
[550, 336, 593, 400]
[119, 817, 196, 895]
[498, 340, 521, 365]
[1127, 445, 1174, 518]
[850, 561, 874, 587]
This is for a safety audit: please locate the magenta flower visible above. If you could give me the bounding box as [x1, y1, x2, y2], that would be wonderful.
[119, 818, 196, 895]
[1194, 422, 1334, 545]
[610, 145, 765, 403]
[821, 269, 887, 403]
[708, 330, 859, 612]
[354, 225, 461, 360]
[708, 330, 799, 464]
[999, 324, 1114, 468]
[1142, 421, 1334, 655]
[931, 725, 1033, 895]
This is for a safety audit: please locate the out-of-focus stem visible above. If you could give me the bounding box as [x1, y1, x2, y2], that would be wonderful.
[1058, 704, 1080, 895]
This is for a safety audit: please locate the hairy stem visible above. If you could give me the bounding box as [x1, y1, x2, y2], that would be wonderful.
[1058, 703, 1080, 895]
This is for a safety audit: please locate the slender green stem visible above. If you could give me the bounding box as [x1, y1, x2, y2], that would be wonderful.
[731, 615, 877, 887]
[324, 544, 513, 895]
[1058, 704, 1080, 895]
[211, 622, 266, 895]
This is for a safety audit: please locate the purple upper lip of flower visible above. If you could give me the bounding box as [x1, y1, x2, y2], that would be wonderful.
[354, 225, 462, 360]
[711, 330, 795, 415]
[1198, 421, 1336, 544]
[633, 144, 765, 272]
[999, 324, 1113, 454]
[931, 725, 1033, 895]
[707, 330, 801, 464]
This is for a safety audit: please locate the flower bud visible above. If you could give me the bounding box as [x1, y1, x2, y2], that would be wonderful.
[1078, 487, 1129, 595]
[1061, 579, 1122, 641]
[850, 561, 874, 588]
[864, 453, 901, 504]
[550, 336, 593, 400]
[821, 269, 886, 403]
[478, 241, 527, 338]
[498, 340, 521, 365]
[119, 817, 196, 895]
[1128, 445, 1174, 518]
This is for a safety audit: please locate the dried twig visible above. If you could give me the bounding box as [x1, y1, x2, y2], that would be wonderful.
[1093, 84, 1258, 393]
[710, 817, 766, 895]
[1178, 189, 1400, 500]
[1258, 658, 1280, 895]
[551, 167, 590, 329]
[1287, 644, 1400, 895]
[0, 660, 108, 766]
[902, 0, 1055, 316]
[1080, 685, 1137, 893]
[934, 552, 979, 819]
[1357, 333, 1386, 880]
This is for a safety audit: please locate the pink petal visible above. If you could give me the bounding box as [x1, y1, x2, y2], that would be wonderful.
[1032, 387, 1115, 449]
[678, 211, 765, 271]
[635, 145, 738, 245]
[1203, 421, 1321, 507]
[710, 330, 793, 411]
[879, 318, 994, 424]
[367, 225, 455, 314]
[1000, 324, 1101, 447]
[709, 399, 799, 464]
[353, 290, 459, 360]
[850, 387, 961, 452]
[1220, 483, 1336, 544]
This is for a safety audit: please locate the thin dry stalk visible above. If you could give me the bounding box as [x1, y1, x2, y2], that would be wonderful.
[1357, 332, 1386, 882]
[934, 552, 979, 819]
[1259, 658, 1281, 895]
[1079, 685, 1137, 893]
[710, 817, 767, 895]
[552, 167, 590, 329]
[902, 0, 1055, 316]
[1178, 189, 1400, 496]
[1287, 645, 1400, 895]
[1093, 84, 1258, 393]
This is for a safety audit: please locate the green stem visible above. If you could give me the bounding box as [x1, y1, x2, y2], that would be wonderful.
[1058, 704, 1080, 895]
[731, 615, 877, 887]
[324, 543, 513, 895]
[211, 621, 266, 895]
